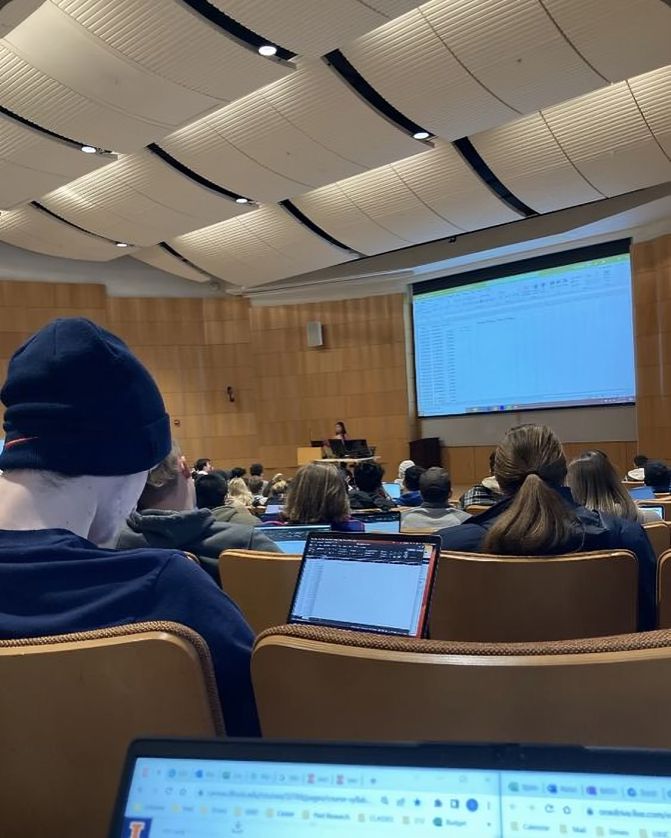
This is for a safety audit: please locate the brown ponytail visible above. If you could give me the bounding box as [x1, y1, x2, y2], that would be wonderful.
[483, 424, 576, 555]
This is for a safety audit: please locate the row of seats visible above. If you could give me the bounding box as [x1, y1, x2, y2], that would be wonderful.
[219, 542, 671, 640]
[8, 619, 671, 835]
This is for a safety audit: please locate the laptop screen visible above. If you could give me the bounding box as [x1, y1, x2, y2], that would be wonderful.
[259, 525, 331, 554]
[111, 740, 671, 838]
[629, 486, 655, 500]
[351, 511, 401, 534]
[288, 532, 439, 637]
[383, 482, 402, 500]
[644, 506, 664, 520]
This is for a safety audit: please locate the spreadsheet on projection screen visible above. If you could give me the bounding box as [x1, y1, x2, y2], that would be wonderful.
[412, 252, 636, 418]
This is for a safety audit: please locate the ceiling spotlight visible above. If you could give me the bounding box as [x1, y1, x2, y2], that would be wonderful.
[258, 44, 277, 57]
[115, 242, 129, 248]
[81, 145, 97, 154]
[235, 197, 250, 204]
[412, 130, 431, 140]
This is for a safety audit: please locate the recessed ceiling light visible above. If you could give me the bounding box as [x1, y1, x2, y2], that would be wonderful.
[115, 242, 129, 248]
[258, 44, 277, 57]
[235, 197, 250, 204]
[81, 145, 97, 154]
[412, 130, 431, 140]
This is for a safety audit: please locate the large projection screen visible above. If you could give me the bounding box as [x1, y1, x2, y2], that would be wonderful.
[412, 241, 635, 419]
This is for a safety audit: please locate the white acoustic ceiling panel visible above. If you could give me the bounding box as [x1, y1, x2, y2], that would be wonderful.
[0, 0, 41, 37]
[169, 205, 356, 287]
[52, 0, 291, 100]
[470, 113, 605, 213]
[0, 204, 124, 260]
[0, 2, 250, 152]
[213, 0, 420, 56]
[160, 58, 422, 203]
[629, 66, 671, 158]
[0, 113, 105, 209]
[543, 0, 671, 83]
[40, 150, 251, 247]
[292, 141, 519, 255]
[542, 79, 671, 196]
[419, 0, 604, 114]
[132, 245, 210, 284]
[342, 8, 519, 140]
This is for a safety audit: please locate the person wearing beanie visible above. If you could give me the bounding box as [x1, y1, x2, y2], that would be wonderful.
[0, 318, 259, 736]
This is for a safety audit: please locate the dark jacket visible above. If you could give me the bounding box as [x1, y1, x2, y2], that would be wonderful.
[398, 490, 422, 508]
[117, 508, 280, 580]
[0, 529, 258, 736]
[349, 489, 396, 511]
[437, 487, 657, 631]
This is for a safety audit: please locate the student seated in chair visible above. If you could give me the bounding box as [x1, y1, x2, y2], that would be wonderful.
[438, 424, 656, 631]
[349, 461, 396, 511]
[402, 468, 470, 530]
[195, 471, 260, 527]
[0, 318, 260, 735]
[458, 451, 504, 510]
[274, 463, 364, 532]
[644, 460, 671, 494]
[117, 445, 279, 578]
[627, 454, 649, 482]
[397, 465, 425, 507]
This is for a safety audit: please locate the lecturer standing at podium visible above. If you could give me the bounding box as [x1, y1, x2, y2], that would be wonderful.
[334, 421, 348, 442]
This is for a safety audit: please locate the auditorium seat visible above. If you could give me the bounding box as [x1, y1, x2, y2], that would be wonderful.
[622, 480, 645, 489]
[657, 549, 671, 628]
[252, 624, 671, 747]
[464, 504, 491, 515]
[429, 550, 638, 642]
[643, 521, 670, 559]
[0, 622, 223, 838]
[218, 549, 301, 634]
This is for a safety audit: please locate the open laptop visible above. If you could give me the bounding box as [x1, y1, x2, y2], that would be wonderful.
[328, 438, 347, 458]
[110, 738, 671, 838]
[383, 481, 402, 500]
[629, 485, 655, 500]
[351, 510, 401, 533]
[345, 438, 372, 457]
[288, 531, 440, 637]
[258, 524, 331, 554]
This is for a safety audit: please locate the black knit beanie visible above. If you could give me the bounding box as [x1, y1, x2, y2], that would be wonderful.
[0, 318, 171, 476]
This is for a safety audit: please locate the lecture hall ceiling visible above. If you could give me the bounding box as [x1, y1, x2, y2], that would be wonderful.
[0, 0, 669, 292]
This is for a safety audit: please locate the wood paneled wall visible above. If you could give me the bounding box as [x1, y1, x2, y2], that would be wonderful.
[248, 295, 411, 477]
[442, 440, 638, 488]
[633, 233, 671, 460]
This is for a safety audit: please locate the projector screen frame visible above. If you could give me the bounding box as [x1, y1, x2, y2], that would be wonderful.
[410, 238, 634, 420]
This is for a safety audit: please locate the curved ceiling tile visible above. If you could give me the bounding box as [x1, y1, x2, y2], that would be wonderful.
[160, 58, 422, 203]
[53, 0, 291, 100]
[469, 113, 604, 213]
[0, 114, 105, 209]
[170, 205, 356, 288]
[420, 0, 604, 114]
[0, 0, 42, 37]
[342, 8, 519, 140]
[542, 0, 671, 82]
[40, 150, 251, 247]
[132, 246, 211, 284]
[293, 141, 519, 256]
[629, 66, 671, 157]
[212, 0, 420, 56]
[0, 2, 246, 152]
[542, 81, 671, 196]
[0, 204, 124, 260]
[391, 140, 521, 228]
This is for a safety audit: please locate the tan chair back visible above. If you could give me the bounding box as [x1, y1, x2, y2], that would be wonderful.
[644, 521, 671, 559]
[622, 480, 645, 488]
[0, 622, 223, 838]
[219, 549, 301, 634]
[657, 549, 671, 627]
[429, 550, 638, 641]
[464, 504, 490, 515]
[253, 624, 671, 747]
